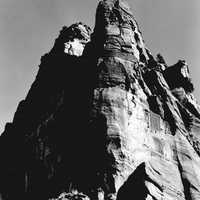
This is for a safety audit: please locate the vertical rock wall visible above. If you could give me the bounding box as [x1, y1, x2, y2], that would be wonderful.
[1, 1, 200, 200]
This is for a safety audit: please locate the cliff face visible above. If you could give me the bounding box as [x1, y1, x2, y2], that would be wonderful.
[1, 1, 200, 200]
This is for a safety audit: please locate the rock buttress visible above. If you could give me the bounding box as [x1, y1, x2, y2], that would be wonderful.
[1, 1, 200, 200]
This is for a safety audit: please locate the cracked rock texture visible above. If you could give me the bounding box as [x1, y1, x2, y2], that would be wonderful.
[1, 1, 200, 200]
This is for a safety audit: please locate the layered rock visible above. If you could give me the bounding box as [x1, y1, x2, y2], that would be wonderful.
[1, 1, 200, 200]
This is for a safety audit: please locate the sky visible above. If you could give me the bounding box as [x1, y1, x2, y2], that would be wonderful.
[0, 0, 200, 133]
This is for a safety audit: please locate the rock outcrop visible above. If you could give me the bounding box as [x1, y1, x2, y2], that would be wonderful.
[1, 0, 200, 200]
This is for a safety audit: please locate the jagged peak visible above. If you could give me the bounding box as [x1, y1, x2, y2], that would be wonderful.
[163, 59, 194, 93]
[94, 0, 136, 33]
[156, 53, 167, 66]
[90, 0, 150, 62]
[50, 22, 91, 56]
[97, 0, 133, 15]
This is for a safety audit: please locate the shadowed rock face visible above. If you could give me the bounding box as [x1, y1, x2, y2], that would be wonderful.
[163, 60, 194, 93]
[1, 0, 200, 200]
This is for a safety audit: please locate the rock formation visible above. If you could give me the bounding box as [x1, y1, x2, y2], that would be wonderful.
[1, 0, 200, 200]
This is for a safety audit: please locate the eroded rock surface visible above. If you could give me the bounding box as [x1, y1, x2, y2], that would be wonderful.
[1, 0, 200, 200]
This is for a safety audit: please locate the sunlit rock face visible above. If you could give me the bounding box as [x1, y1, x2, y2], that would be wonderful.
[64, 39, 85, 56]
[1, 0, 200, 200]
[91, 0, 149, 63]
[51, 22, 91, 56]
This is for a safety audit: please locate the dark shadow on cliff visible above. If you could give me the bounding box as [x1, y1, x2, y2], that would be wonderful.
[117, 163, 149, 200]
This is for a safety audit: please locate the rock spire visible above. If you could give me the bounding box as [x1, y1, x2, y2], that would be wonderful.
[0, 1, 200, 200]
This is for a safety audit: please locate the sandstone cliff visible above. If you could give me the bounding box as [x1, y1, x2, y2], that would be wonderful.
[1, 1, 200, 200]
